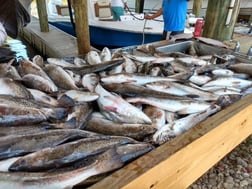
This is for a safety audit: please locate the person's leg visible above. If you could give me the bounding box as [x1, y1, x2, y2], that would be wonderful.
[111, 7, 124, 21]
[162, 30, 167, 40]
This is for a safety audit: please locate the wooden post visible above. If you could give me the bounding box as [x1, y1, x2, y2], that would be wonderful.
[202, 0, 241, 41]
[73, 0, 91, 55]
[192, 0, 203, 17]
[135, 0, 144, 13]
[249, 14, 252, 25]
[36, 0, 49, 32]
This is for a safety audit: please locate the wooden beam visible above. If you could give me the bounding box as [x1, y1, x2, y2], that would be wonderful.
[89, 94, 252, 189]
[192, 0, 203, 17]
[72, 0, 91, 55]
[203, 0, 241, 41]
[36, 0, 49, 32]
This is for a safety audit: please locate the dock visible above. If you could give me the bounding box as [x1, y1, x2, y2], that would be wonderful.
[19, 17, 78, 58]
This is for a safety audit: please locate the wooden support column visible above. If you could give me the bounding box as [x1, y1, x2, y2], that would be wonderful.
[73, 0, 91, 55]
[36, 0, 49, 32]
[202, 0, 241, 41]
[249, 14, 252, 25]
[192, 0, 203, 17]
[135, 0, 144, 13]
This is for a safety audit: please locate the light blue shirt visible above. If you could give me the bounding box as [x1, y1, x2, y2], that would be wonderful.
[162, 0, 188, 32]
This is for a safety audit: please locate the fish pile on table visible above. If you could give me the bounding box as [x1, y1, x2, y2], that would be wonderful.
[0, 43, 252, 188]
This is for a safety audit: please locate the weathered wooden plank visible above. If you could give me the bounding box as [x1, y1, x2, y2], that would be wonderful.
[89, 94, 252, 189]
[36, 0, 49, 32]
[72, 0, 91, 55]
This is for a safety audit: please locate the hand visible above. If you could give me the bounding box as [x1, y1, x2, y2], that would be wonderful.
[144, 14, 153, 20]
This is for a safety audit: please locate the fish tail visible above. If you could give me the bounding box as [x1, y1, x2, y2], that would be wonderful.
[57, 94, 76, 108]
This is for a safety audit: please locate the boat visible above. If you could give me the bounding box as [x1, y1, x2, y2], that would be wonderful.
[47, 0, 167, 49]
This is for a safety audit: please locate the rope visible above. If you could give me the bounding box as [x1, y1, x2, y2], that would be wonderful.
[124, 1, 163, 45]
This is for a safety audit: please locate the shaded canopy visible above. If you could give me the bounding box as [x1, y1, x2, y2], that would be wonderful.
[0, 0, 30, 38]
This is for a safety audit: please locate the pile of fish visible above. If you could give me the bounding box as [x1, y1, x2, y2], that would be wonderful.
[0, 42, 252, 188]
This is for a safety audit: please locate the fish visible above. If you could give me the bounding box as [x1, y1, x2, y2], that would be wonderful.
[85, 112, 157, 140]
[145, 81, 219, 101]
[22, 74, 58, 93]
[0, 129, 99, 160]
[44, 64, 79, 90]
[211, 68, 234, 77]
[0, 59, 21, 80]
[202, 77, 252, 90]
[27, 88, 60, 107]
[86, 50, 101, 65]
[32, 55, 44, 68]
[47, 57, 79, 68]
[0, 104, 48, 126]
[169, 61, 192, 73]
[95, 84, 152, 124]
[73, 57, 86, 66]
[176, 57, 208, 66]
[215, 94, 242, 108]
[233, 73, 250, 80]
[102, 83, 186, 99]
[0, 124, 60, 137]
[65, 58, 125, 75]
[125, 54, 175, 64]
[61, 102, 93, 129]
[199, 85, 241, 93]
[126, 96, 212, 115]
[69, 142, 154, 187]
[189, 74, 212, 86]
[0, 78, 32, 98]
[228, 63, 252, 77]
[143, 106, 166, 129]
[81, 73, 100, 92]
[108, 63, 123, 75]
[65, 70, 82, 87]
[9, 136, 137, 171]
[242, 86, 252, 97]
[167, 70, 194, 80]
[101, 73, 180, 86]
[149, 66, 162, 76]
[0, 147, 126, 189]
[58, 90, 99, 103]
[18, 59, 52, 82]
[124, 54, 158, 63]
[202, 87, 242, 96]
[0, 95, 67, 126]
[165, 111, 178, 124]
[152, 105, 221, 144]
[122, 55, 137, 73]
[100, 47, 112, 62]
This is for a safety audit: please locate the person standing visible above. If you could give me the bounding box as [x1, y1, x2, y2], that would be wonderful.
[145, 0, 189, 40]
[110, 0, 127, 21]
